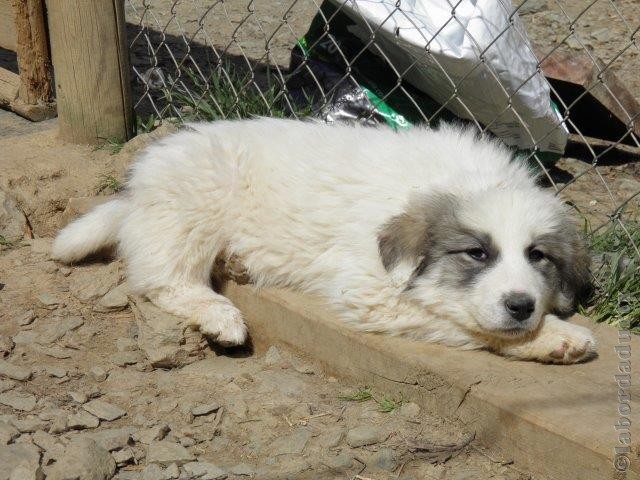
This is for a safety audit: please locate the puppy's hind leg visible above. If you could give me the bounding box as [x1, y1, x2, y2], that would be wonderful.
[147, 283, 248, 346]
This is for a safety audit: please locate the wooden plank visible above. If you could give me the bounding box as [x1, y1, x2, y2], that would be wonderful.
[0, 0, 16, 51]
[0, 66, 20, 104]
[534, 45, 640, 144]
[12, 0, 53, 104]
[46, 0, 134, 144]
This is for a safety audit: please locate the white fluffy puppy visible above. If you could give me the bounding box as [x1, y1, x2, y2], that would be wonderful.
[53, 118, 596, 364]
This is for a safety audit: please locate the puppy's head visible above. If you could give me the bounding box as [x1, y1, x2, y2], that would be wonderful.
[378, 189, 591, 338]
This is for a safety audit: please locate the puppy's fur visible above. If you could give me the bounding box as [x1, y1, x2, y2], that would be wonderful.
[53, 118, 596, 364]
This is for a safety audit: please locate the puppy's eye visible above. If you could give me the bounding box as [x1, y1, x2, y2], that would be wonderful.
[466, 248, 488, 261]
[528, 248, 545, 262]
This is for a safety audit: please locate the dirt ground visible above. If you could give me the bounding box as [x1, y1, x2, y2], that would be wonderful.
[0, 112, 538, 480]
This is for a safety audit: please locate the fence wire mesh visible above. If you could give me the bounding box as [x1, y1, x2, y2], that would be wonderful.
[125, 0, 640, 328]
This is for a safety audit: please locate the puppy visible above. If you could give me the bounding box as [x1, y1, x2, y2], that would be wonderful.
[53, 118, 596, 364]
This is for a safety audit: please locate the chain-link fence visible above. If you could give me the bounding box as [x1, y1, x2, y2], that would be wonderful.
[124, 0, 640, 328]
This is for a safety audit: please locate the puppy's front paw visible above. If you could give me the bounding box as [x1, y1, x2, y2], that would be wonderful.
[199, 304, 248, 347]
[533, 322, 597, 364]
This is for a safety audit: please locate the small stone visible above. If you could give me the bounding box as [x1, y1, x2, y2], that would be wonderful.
[0, 444, 42, 480]
[518, 0, 547, 14]
[11, 332, 38, 346]
[271, 427, 312, 455]
[47, 438, 116, 480]
[16, 311, 37, 327]
[346, 426, 388, 447]
[109, 351, 142, 367]
[115, 338, 137, 352]
[69, 264, 120, 303]
[228, 463, 255, 476]
[59, 266, 72, 277]
[0, 337, 15, 358]
[399, 402, 420, 419]
[0, 360, 32, 381]
[44, 365, 67, 378]
[89, 366, 108, 382]
[0, 379, 16, 393]
[11, 417, 48, 433]
[36, 293, 64, 309]
[181, 462, 227, 480]
[134, 424, 170, 444]
[0, 421, 19, 445]
[89, 427, 135, 451]
[590, 27, 612, 43]
[321, 452, 353, 471]
[95, 284, 130, 313]
[31, 345, 74, 359]
[179, 436, 196, 448]
[141, 463, 176, 480]
[83, 399, 126, 421]
[293, 362, 315, 375]
[165, 463, 179, 479]
[264, 346, 282, 366]
[146, 440, 194, 465]
[68, 391, 88, 404]
[0, 391, 37, 412]
[67, 410, 100, 430]
[36, 316, 84, 344]
[319, 427, 345, 448]
[190, 402, 220, 417]
[32, 430, 63, 454]
[9, 463, 45, 480]
[372, 448, 398, 471]
[112, 447, 134, 466]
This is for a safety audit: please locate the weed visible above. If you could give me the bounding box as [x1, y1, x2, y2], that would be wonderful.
[585, 218, 640, 331]
[338, 386, 373, 403]
[164, 64, 311, 122]
[94, 137, 125, 155]
[97, 175, 124, 194]
[375, 394, 404, 413]
[338, 386, 404, 412]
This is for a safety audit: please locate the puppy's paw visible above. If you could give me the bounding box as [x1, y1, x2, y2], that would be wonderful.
[532, 322, 596, 364]
[198, 304, 248, 347]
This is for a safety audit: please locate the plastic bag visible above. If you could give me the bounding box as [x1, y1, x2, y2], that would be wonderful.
[288, 0, 567, 157]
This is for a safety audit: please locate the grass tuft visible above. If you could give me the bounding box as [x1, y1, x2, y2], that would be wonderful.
[338, 386, 373, 403]
[96, 175, 124, 194]
[339, 386, 404, 413]
[94, 137, 125, 155]
[585, 218, 640, 331]
[164, 64, 311, 122]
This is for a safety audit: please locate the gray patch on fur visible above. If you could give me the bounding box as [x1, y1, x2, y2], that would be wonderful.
[531, 226, 592, 316]
[377, 193, 458, 272]
[377, 193, 498, 288]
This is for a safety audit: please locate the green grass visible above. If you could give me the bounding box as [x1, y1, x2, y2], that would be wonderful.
[584, 219, 640, 331]
[94, 137, 125, 155]
[163, 64, 311, 123]
[338, 386, 373, 403]
[339, 386, 404, 413]
[0, 234, 23, 249]
[96, 174, 124, 194]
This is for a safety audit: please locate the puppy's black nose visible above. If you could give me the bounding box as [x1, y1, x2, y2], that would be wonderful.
[504, 293, 535, 321]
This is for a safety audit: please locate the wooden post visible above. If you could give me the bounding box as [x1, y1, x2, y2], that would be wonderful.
[46, 0, 134, 144]
[13, 0, 52, 104]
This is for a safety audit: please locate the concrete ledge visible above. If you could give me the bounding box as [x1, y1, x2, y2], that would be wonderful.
[223, 282, 639, 480]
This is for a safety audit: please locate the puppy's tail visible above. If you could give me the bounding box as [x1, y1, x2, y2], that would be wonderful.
[52, 197, 128, 263]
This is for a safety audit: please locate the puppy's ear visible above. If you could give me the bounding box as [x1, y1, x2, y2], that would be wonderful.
[542, 223, 593, 317]
[559, 230, 593, 313]
[378, 193, 457, 271]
